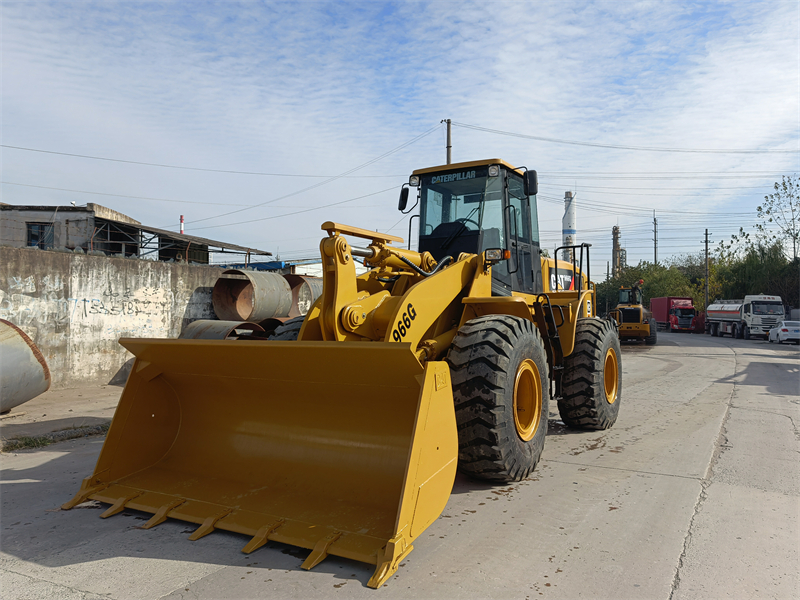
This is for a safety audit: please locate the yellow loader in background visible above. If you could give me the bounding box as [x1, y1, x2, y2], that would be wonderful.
[609, 280, 657, 345]
[64, 159, 622, 588]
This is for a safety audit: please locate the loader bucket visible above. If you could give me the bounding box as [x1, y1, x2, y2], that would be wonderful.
[63, 338, 458, 588]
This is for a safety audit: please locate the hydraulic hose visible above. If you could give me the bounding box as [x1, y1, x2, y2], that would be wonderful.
[398, 254, 453, 277]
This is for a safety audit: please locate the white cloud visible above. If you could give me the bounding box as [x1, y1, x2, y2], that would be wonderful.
[1, 0, 798, 272]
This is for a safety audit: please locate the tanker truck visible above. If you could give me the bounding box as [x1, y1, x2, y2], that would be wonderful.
[706, 294, 784, 339]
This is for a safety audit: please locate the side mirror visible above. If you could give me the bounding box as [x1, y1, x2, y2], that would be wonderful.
[524, 170, 538, 196]
[398, 186, 409, 212]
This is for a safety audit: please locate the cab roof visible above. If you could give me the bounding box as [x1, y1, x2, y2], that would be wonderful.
[412, 158, 524, 176]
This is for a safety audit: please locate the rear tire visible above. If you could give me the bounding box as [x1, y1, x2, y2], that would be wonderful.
[644, 318, 657, 346]
[446, 315, 549, 483]
[711, 323, 719, 337]
[270, 316, 305, 340]
[559, 318, 622, 430]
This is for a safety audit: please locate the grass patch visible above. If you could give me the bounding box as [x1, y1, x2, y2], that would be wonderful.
[2, 423, 110, 453]
[3, 436, 54, 451]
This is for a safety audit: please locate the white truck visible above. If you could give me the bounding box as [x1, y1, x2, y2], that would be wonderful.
[706, 294, 785, 339]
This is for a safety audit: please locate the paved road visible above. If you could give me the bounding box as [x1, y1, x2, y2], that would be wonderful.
[2, 332, 798, 599]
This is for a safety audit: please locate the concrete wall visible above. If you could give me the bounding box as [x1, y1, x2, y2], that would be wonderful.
[0, 246, 221, 388]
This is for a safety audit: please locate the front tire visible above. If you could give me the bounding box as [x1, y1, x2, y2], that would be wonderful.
[644, 318, 657, 346]
[446, 315, 549, 483]
[559, 318, 622, 430]
[743, 325, 750, 340]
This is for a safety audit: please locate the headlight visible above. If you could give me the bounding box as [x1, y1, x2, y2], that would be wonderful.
[488, 165, 500, 177]
[485, 248, 503, 261]
[484, 248, 510, 262]
[409, 175, 420, 187]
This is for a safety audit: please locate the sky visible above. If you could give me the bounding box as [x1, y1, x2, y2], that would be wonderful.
[2, 0, 799, 278]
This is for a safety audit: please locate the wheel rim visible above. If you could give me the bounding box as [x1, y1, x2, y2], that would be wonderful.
[513, 359, 542, 441]
[603, 348, 619, 404]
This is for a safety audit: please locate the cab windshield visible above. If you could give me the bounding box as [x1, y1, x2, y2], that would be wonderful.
[619, 289, 642, 305]
[752, 302, 784, 315]
[675, 308, 695, 317]
[419, 167, 504, 251]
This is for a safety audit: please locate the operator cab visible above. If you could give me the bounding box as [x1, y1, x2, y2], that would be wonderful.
[400, 159, 543, 296]
[618, 287, 643, 306]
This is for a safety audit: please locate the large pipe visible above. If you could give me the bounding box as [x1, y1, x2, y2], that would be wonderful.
[179, 320, 265, 340]
[283, 274, 323, 317]
[212, 270, 293, 321]
[0, 319, 51, 413]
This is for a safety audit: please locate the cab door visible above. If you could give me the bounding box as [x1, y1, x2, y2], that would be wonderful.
[506, 173, 535, 294]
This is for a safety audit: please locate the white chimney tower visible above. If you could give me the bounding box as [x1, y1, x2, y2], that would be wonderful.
[562, 191, 576, 261]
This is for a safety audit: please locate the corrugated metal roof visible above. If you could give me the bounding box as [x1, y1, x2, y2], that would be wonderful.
[99, 219, 271, 255]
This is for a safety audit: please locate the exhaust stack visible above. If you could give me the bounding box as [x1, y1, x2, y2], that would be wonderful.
[562, 191, 576, 261]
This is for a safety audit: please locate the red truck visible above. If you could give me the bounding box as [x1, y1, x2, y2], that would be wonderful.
[650, 297, 697, 332]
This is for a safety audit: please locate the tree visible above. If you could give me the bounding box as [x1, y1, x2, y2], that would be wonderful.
[712, 239, 799, 308]
[757, 175, 800, 261]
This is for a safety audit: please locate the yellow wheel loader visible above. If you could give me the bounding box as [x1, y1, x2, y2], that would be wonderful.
[64, 159, 622, 588]
[609, 280, 657, 345]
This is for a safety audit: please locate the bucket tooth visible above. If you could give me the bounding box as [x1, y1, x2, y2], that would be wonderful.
[368, 535, 413, 589]
[61, 477, 108, 510]
[141, 499, 186, 529]
[301, 531, 342, 570]
[100, 492, 143, 519]
[241, 519, 285, 555]
[188, 509, 233, 541]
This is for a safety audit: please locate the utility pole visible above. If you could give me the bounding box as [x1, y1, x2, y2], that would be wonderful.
[607, 260, 610, 281]
[441, 119, 452, 164]
[704, 229, 711, 309]
[653, 210, 658, 265]
[612, 225, 620, 277]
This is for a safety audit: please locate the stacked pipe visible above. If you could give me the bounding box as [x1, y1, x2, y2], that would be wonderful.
[206, 270, 323, 338]
[0, 319, 51, 413]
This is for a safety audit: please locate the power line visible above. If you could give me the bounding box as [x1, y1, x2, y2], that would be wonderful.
[0, 144, 406, 178]
[451, 121, 799, 154]
[539, 183, 771, 192]
[1, 181, 252, 206]
[537, 194, 752, 216]
[545, 170, 785, 175]
[186, 186, 397, 232]
[157, 124, 441, 228]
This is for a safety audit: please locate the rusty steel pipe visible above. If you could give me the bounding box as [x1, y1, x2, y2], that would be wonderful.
[179, 320, 265, 340]
[0, 319, 51, 413]
[283, 275, 323, 317]
[212, 270, 293, 321]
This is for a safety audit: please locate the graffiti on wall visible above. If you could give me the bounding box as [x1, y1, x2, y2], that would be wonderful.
[0, 249, 219, 387]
